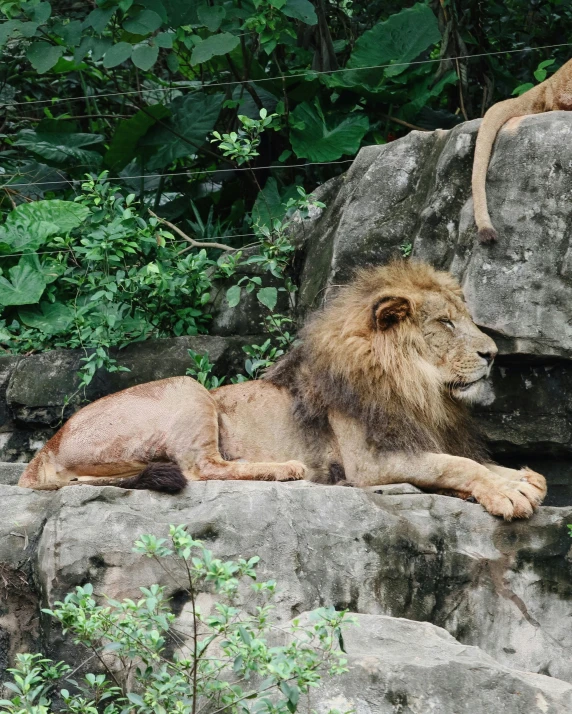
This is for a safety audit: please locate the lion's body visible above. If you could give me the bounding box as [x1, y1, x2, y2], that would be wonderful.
[472, 57, 572, 243]
[19, 261, 547, 520]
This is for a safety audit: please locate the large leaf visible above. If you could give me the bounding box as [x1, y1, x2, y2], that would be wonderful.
[290, 102, 369, 162]
[132, 44, 159, 70]
[161, 0, 198, 27]
[197, 4, 226, 32]
[252, 178, 300, 229]
[103, 42, 133, 68]
[105, 104, 170, 171]
[123, 9, 162, 34]
[281, 0, 317, 25]
[15, 129, 104, 166]
[26, 42, 63, 73]
[141, 93, 223, 170]
[347, 4, 440, 79]
[0, 200, 89, 253]
[190, 33, 239, 65]
[19, 302, 74, 334]
[0, 255, 46, 306]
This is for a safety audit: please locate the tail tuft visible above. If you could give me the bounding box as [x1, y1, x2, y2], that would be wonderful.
[478, 227, 498, 244]
[117, 463, 187, 494]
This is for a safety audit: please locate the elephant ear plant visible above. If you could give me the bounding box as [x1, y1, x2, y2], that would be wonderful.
[0, 525, 354, 714]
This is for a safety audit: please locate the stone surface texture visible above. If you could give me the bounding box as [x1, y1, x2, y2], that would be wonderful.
[2, 480, 572, 711]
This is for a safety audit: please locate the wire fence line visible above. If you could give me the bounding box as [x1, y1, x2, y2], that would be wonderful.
[0, 159, 355, 189]
[1, 41, 570, 109]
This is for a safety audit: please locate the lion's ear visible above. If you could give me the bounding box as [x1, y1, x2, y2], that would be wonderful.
[372, 296, 413, 331]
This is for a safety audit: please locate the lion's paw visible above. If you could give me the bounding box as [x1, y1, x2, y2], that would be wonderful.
[474, 468, 547, 521]
[274, 460, 307, 482]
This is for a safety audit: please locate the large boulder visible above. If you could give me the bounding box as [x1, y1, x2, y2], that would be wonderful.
[3, 480, 572, 690]
[292, 112, 572, 503]
[313, 614, 572, 713]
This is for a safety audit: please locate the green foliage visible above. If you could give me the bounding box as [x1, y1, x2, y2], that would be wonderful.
[186, 349, 225, 389]
[0, 525, 353, 714]
[2, 0, 569, 373]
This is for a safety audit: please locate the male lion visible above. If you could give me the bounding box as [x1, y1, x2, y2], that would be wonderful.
[18, 261, 546, 520]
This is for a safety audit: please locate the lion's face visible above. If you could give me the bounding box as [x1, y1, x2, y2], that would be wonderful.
[369, 272, 497, 406]
[417, 291, 497, 404]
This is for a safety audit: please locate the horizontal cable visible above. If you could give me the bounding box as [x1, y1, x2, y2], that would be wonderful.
[0, 159, 354, 189]
[1, 42, 570, 108]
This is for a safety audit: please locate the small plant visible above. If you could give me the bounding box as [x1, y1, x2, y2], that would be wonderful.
[186, 348, 225, 389]
[0, 525, 354, 714]
[210, 109, 280, 166]
[400, 242, 412, 258]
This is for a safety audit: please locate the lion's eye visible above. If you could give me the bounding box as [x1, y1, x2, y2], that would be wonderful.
[438, 318, 455, 330]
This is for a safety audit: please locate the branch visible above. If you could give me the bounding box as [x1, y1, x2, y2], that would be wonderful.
[381, 114, 429, 132]
[148, 210, 235, 252]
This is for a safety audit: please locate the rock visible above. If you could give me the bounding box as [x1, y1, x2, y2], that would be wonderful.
[0, 480, 568, 685]
[0, 462, 26, 486]
[0, 335, 254, 461]
[295, 113, 572, 361]
[0, 486, 55, 676]
[313, 614, 572, 713]
[291, 113, 572, 501]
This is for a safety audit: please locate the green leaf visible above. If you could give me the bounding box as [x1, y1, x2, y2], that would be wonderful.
[226, 285, 241, 308]
[26, 42, 63, 73]
[127, 693, 145, 707]
[197, 4, 226, 32]
[161, 0, 198, 27]
[105, 104, 170, 171]
[252, 178, 299, 228]
[103, 42, 133, 68]
[190, 33, 240, 65]
[141, 93, 223, 170]
[30, 2, 51, 24]
[0, 255, 46, 306]
[19, 302, 74, 334]
[84, 7, 115, 33]
[281, 0, 317, 25]
[15, 129, 104, 166]
[132, 43, 159, 70]
[345, 3, 440, 85]
[155, 32, 174, 48]
[0, 200, 89, 252]
[257, 287, 278, 311]
[60, 19, 83, 46]
[290, 101, 369, 162]
[123, 9, 163, 34]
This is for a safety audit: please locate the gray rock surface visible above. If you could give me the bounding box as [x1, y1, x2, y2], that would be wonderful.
[313, 614, 572, 713]
[295, 112, 572, 359]
[3, 480, 572, 691]
[0, 462, 25, 485]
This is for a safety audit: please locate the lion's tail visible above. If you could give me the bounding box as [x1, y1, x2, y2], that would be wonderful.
[116, 463, 187, 494]
[472, 98, 531, 243]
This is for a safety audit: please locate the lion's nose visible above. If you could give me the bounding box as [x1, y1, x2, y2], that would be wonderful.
[478, 349, 496, 365]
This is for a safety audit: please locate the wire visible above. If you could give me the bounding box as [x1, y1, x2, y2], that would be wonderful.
[0, 159, 355, 189]
[1, 41, 570, 108]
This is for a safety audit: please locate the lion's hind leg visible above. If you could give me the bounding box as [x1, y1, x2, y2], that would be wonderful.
[167, 384, 307, 483]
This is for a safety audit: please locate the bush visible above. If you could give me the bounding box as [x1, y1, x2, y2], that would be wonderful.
[0, 525, 354, 714]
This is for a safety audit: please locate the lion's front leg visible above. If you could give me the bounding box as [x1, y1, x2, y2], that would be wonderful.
[347, 452, 546, 520]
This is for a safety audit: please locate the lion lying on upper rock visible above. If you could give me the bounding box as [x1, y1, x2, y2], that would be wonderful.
[18, 260, 546, 520]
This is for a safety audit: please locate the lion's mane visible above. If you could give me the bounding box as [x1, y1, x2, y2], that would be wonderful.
[266, 261, 488, 462]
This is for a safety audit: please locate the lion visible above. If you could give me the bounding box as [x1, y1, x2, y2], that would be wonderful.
[18, 260, 546, 520]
